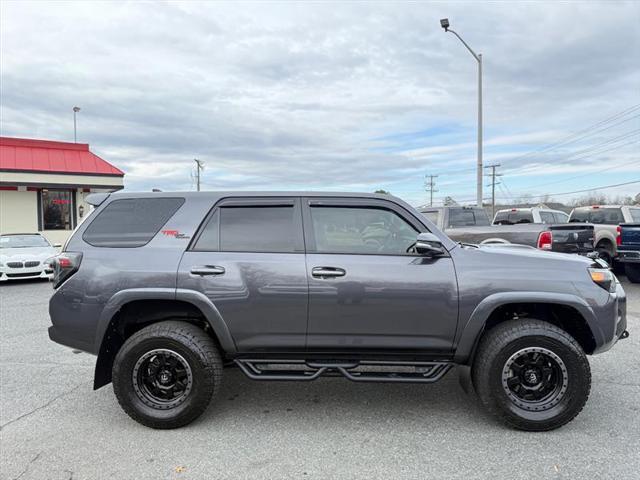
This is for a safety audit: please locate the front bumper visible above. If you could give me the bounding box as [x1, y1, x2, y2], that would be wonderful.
[593, 279, 628, 354]
[0, 267, 53, 282]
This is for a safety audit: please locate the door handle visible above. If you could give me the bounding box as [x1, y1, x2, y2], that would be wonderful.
[312, 267, 346, 278]
[190, 265, 226, 276]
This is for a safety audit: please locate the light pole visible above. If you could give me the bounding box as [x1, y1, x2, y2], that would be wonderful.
[73, 106, 81, 143]
[440, 18, 483, 207]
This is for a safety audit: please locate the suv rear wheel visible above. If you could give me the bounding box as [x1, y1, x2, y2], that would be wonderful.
[472, 319, 590, 431]
[113, 320, 222, 429]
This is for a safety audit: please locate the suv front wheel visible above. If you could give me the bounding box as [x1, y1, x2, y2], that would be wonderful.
[113, 321, 222, 429]
[472, 319, 591, 431]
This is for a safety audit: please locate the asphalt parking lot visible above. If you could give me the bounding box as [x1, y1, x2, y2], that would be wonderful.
[1, 278, 639, 480]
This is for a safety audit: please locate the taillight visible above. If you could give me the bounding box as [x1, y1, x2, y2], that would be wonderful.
[537, 231, 553, 250]
[52, 252, 82, 288]
[616, 226, 622, 246]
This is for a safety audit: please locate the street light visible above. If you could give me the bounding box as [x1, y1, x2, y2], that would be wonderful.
[440, 18, 483, 207]
[73, 106, 81, 143]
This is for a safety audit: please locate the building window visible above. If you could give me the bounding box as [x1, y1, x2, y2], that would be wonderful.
[41, 189, 74, 230]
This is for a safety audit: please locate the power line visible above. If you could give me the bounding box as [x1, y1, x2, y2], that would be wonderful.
[428, 179, 640, 205]
[446, 131, 639, 186]
[494, 180, 640, 201]
[501, 104, 640, 166]
[513, 158, 640, 191]
[437, 106, 640, 180]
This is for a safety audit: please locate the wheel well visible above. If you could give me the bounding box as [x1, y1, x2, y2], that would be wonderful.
[596, 238, 614, 251]
[94, 299, 222, 390]
[481, 302, 596, 355]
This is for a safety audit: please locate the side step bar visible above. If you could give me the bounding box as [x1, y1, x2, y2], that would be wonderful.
[234, 359, 453, 384]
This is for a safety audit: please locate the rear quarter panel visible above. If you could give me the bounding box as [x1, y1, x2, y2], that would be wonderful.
[51, 195, 216, 353]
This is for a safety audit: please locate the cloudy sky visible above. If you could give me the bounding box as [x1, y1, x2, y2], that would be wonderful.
[1, 0, 639, 206]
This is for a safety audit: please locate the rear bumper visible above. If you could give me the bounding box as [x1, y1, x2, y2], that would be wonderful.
[617, 250, 640, 264]
[48, 326, 95, 354]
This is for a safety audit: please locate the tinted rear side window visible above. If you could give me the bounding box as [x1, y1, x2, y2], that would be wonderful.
[83, 198, 185, 247]
[629, 208, 640, 222]
[219, 206, 297, 253]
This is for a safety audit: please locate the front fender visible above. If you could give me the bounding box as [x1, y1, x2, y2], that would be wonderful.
[453, 291, 598, 364]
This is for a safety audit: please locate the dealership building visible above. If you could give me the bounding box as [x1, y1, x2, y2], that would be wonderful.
[0, 137, 124, 245]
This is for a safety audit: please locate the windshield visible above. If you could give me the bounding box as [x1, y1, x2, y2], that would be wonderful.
[569, 208, 624, 225]
[448, 208, 491, 228]
[0, 235, 51, 248]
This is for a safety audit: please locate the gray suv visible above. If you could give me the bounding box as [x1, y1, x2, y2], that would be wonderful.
[48, 192, 628, 431]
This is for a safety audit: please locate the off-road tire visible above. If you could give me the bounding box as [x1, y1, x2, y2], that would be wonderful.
[625, 264, 640, 283]
[113, 320, 222, 429]
[472, 319, 591, 431]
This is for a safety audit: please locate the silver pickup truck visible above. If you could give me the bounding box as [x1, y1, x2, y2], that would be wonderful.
[419, 206, 595, 255]
[568, 205, 640, 266]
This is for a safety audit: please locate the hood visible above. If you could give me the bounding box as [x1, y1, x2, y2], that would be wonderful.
[474, 243, 596, 267]
[0, 246, 58, 262]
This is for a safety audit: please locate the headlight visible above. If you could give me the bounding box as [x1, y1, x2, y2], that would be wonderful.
[588, 268, 616, 293]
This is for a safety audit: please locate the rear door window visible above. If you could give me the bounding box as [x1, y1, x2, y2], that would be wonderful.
[218, 205, 300, 253]
[83, 198, 185, 247]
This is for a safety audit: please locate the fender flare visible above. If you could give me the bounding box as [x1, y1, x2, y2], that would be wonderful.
[453, 291, 600, 364]
[95, 288, 237, 354]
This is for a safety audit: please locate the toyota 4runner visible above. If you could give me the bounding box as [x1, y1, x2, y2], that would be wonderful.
[48, 192, 628, 431]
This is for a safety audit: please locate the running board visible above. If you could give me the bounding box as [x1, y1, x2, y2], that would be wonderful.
[234, 359, 453, 384]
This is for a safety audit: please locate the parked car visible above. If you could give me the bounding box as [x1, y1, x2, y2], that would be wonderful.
[0, 233, 58, 282]
[616, 223, 640, 283]
[419, 206, 594, 255]
[493, 207, 569, 225]
[48, 191, 627, 431]
[568, 205, 640, 266]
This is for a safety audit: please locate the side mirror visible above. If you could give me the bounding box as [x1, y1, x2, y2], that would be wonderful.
[415, 233, 446, 257]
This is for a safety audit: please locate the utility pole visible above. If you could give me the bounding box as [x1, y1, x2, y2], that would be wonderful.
[194, 159, 204, 191]
[424, 174, 438, 206]
[73, 106, 81, 143]
[484, 164, 502, 218]
[440, 19, 483, 206]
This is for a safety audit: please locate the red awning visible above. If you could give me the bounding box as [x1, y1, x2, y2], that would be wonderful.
[0, 137, 124, 177]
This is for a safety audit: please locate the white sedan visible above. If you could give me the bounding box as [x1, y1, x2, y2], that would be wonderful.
[0, 233, 60, 282]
